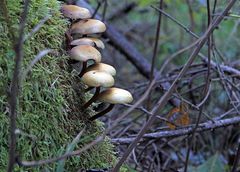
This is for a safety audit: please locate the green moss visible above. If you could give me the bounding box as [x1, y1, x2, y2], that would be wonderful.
[0, 0, 116, 171]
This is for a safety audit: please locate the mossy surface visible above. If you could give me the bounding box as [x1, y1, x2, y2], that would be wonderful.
[0, 0, 116, 171]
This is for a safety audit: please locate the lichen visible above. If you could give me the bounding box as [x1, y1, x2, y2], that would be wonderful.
[0, 0, 116, 171]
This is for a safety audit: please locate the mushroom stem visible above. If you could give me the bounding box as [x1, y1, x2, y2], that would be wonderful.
[89, 104, 115, 121]
[68, 59, 78, 65]
[67, 59, 79, 73]
[79, 62, 87, 77]
[83, 87, 101, 109]
[65, 29, 73, 51]
[85, 87, 94, 92]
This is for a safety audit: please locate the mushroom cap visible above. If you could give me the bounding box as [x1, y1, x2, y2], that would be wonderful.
[70, 38, 105, 49]
[97, 87, 133, 104]
[70, 38, 95, 47]
[70, 19, 106, 35]
[61, 5, 91, 19]
[85, 63, 116, 76]
[82, 71, 114, 87]
[70, 45, 101, 63]
[89, 38, 105, 49]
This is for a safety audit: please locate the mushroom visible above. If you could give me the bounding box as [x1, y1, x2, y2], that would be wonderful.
[84, 63, 116, 76]
[70, 45, 101, 76]
[88, 38, 105, 49]
[88, 87, 133, 121]
[70, 38, 105, 49]
[82, 71, 115, 109]
[70, 19, 106, 36]
[83, 63, 116, 92]
[61, 5, 91, 20]
[70, 38, 95, 47]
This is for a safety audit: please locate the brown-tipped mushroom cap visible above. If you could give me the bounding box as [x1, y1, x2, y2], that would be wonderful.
[82, 71, 114, 87]
[89, 38, 105, 49]
[85, 63, 116, 76]
[61, 5, 91, 19]
[70, 45, 101, 63]
[70, 38, 105, 49]
[97, 87, 133, 104]
[70, 19, 106, 35]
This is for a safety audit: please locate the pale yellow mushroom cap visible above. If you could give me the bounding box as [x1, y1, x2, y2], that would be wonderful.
[70, 45, 101, 63]
[89, 38, 105, 49]
[97, 87, 133, 104]
[61, 5, 91, 20]
[82, 71, 114, 87]
[71, 19, 106, 35]
[85, 63, 116, 76]
[70, 38, 95, 47]
[70, 38, 105, 49]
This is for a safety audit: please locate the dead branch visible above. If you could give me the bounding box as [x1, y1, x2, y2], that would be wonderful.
[17, 135, 104, 167]
[107, 2, 137, 21]
[7, 1, 30, 171]
[111, 116, 240, 144]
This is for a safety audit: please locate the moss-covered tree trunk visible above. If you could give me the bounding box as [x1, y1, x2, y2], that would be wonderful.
[0, 0, 116, 171]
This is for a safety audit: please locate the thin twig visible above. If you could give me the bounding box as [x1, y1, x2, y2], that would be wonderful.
[150, 0, 163, 80]
[107, 2, 136, 21]
[147, 0, 163, 110]
[22, 49, 54, 81]
[102, 0, 108, 22]
[184, 1, 213, 170]
[214, 104, 240, 120]
[24, 14, 51, 42]
[231, 140, 240, 172]
[196, 83, 211, 108]
[17, 135, 104, 167]
[151, 6, 199, 39]
[151, 4, 240, 79]
[7, 1, 30, 171]
[92, 1, 102, 18]
[111, 116, 240, 144]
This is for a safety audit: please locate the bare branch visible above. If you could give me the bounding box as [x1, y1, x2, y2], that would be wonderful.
[7, 0, 30, 171]
[150, 0, 163, 80]
[151, 5, 199, 39]
[231, 140, 240, 172]
[111, 116, 240, 144]
[24, 15, 51, 42]
[17, 135, 104, 167]
[107, 2, 137, 21]
[22, 49, 55, 81]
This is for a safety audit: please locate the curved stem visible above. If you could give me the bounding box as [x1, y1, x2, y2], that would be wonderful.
[79, 62, 87, 77]
[67, 59, 79, 73]
[89, 104, 114, 121]
[85, 87, 94, 92]
[68, 59, 78, 65]
[82, 87, 100, 109]
[65, 29, 73, 51]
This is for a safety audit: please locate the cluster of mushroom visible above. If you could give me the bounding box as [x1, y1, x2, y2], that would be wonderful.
[60, 4, 133, 121]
